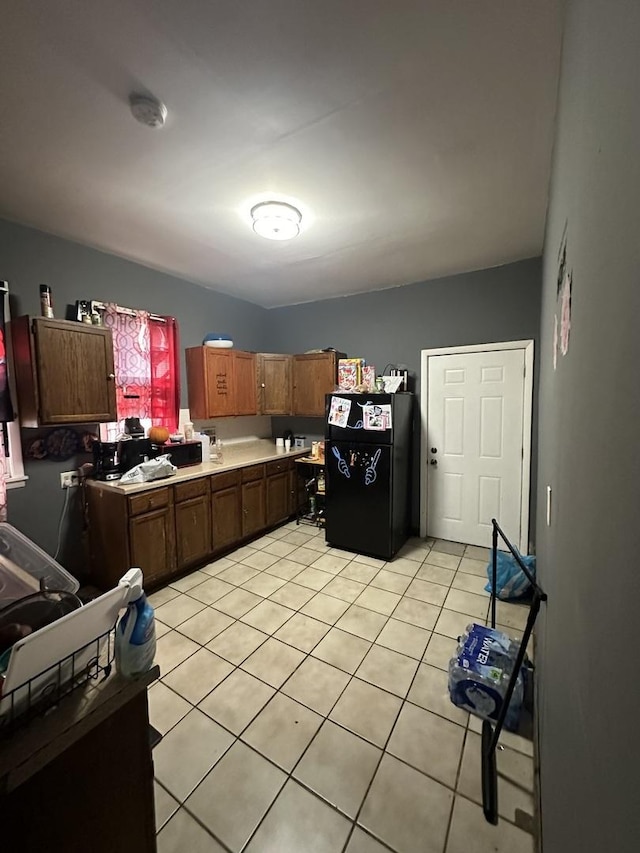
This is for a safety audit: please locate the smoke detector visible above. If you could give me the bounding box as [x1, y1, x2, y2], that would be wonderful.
[129, 93, 167, 129]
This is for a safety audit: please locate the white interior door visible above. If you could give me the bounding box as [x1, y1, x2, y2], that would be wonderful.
[426, 348, 526, 548]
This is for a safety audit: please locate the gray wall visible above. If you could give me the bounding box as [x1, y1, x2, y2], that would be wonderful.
[267, 257, 542, 537]
[1, 217, 268, 573]
[535, 1, 640, 851]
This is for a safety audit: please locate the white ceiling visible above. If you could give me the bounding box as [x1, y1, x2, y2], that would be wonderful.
[0, 1, 563, 308]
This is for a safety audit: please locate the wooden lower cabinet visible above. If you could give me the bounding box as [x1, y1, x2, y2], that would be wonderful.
[212, 485, 242, 552]
[242, 479, 265, 538]
[175, 495, 212, 569]
[87, 457, 306, 590]
[129, 506, 176, 587]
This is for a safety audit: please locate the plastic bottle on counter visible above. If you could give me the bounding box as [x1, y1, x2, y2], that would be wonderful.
[115, 568, 156, 679]
[196, 432, 210, 461]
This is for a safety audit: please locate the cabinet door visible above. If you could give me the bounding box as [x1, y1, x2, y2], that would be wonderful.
[258, 354, 292, 415]
[242, 478, 265, 538]
[292, 353, 337, 416]
[33, 318, 117, 424]
[234, 351, 257, 415]
[175, 494, 212, 569]
[129, 507, 176, 587]
[289, 468, 306, 516]
[266, 471, 290, 527]
[212, 485, 242, 552]
[205, 349, 235, 417]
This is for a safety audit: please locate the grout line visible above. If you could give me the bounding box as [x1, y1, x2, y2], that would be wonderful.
[154, 531, 527, 849]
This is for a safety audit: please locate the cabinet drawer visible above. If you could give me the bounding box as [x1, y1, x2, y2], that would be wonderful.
[241, 464, 265, 483]
[128, 487, 170, 516]
[265, 459, 293, 477]
[174, 478, 208, 502]
[210, 469, 240, 492]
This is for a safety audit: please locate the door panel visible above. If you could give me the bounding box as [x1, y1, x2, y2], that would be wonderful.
[35, 321, 116, 423]
[427, 348, 525, 548]
[204, 350, 235, 417]
[129, 507, 176, 586]
[175, 495, 212, 569]
[259, 354, 292, 415]
[242, 479, 265, 538]
[211, 485, 241, 551]
[326, 442, 391, 557]
[266, 472, 290, 526]
[234, 351, 257, 415]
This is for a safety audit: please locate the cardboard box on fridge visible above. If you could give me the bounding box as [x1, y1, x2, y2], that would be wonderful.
[362, 365, 376, 391]
[338, 358, 363, 391]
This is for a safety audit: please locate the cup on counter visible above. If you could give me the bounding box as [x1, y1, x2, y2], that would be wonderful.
[284, 439, 291, 452]
[276, 437, 285, 453]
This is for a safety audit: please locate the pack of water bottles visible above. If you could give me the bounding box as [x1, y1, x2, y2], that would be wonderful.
[448, 623, 525, 731]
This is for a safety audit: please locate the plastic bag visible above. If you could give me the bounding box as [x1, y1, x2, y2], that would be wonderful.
[484, 552, 536, 601]
[120, 453, 177, 484]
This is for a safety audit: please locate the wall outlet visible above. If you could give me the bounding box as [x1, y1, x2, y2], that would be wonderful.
[60, 470, 79, 489]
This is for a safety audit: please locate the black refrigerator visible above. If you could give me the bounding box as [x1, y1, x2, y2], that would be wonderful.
[325, 392, 413, 560]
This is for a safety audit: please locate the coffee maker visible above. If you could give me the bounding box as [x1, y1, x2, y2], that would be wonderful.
[93, 441, 121, 481]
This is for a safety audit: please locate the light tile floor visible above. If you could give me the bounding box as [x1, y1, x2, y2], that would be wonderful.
[150, 524, 536, 853]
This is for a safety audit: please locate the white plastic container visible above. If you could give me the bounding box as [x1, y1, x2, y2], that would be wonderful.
[0, 523, 79, 608]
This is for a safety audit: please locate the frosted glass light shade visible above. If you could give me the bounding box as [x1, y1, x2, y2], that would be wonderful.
[251, 201, 302, 240]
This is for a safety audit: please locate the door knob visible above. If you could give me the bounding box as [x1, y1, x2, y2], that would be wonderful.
[430, 447, 437, 454]
[107, 373, 115, 380]
[430, 459, 438, 466]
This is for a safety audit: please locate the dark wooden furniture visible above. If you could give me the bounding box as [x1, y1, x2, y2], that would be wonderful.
[257, 353, 292, 415]
[241, 464, 266, 538]
[211, 470, 242, 552]
[11, 316, 117, 426]
[292, 351, 343, 416]
[186, 348, 344, 419]
[86, 483, 177, 590]
[174, 479, 212, 569]
[86, 455, 307, 590]
[0, 668, 159, 853]
[266, 458, 293, 526]
[185, 347, 257, 418]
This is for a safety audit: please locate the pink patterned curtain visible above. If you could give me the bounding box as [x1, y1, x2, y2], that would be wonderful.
[103, 304, 152, 421]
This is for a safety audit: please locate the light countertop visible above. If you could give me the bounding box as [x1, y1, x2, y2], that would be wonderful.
[87, 439, 310, 495]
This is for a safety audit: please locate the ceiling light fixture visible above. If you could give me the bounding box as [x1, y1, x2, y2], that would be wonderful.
[250, 201, 302, 241]
[129, 93, 168, 129]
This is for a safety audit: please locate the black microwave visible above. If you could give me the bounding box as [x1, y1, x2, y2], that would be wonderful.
[154, 440, 203, 468]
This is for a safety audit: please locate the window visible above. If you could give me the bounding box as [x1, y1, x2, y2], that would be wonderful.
[98, 303, 180, 440]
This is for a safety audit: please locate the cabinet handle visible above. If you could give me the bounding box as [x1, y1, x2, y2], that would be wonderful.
[261, 383, 265, 388]
[107, 373, 115, 380]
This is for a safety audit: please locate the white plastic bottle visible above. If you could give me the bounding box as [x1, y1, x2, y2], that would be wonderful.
[115, 568, 156, 678]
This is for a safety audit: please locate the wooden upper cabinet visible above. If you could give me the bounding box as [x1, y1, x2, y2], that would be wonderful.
[234, 351, 257, 415]
[186, 347, 257, 418]
[292, 352, 341, 416]
[12, 316, 117, 427]
[258, 353, 292, 415]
